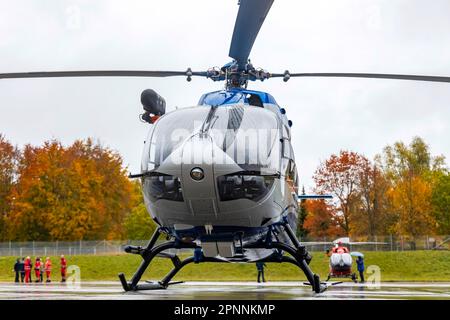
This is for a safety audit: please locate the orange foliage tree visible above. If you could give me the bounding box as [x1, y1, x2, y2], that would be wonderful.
[0, 135, 19, 241]
[303, 200, 343, 238]
[387, 176, 435, 237]
[313, 150, 370, 235]
[379, 137, 443, 239]
[6, 138, 139, 241]
[351, 159, 392, 239]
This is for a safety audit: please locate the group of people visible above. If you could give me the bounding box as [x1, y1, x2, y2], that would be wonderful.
[13, 255, 67, 283]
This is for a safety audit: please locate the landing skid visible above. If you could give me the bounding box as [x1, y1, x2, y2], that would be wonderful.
[118, 223, 327, 294]
[326, 273, 358, 283]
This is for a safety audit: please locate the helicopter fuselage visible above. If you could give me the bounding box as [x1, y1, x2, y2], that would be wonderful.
[140, 88, 299, 261]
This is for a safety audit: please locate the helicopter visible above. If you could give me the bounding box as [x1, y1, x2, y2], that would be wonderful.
[303, 237, 386, 283]
[1, 0, 450, 294]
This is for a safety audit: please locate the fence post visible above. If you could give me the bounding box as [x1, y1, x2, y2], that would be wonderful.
[104, 239, 106, 253]
[390, 234, 393, 251]
[80, 240, 82, 255]
[375, 235, 378, 251]
[33, 241, 35, 256]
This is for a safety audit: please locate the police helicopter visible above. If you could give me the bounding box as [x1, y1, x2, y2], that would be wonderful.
[1, 0, 450, 294]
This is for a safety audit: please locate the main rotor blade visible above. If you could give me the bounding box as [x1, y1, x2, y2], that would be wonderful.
[0, 70, 207, 79]
[229, 0, 274, 68]
[271, 72, 450, 83]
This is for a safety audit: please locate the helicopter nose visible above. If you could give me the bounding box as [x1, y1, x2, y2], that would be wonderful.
[190, 167, 205, 181]
[180, 135, 218, 216]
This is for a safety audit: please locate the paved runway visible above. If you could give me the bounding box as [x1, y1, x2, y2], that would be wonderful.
[0, 281, 449, 300]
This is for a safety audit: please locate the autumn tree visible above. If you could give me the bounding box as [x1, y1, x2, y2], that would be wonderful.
[351, 158, 392, 238]
[6, 139, 137, 241]
[378, 137, 446, 242]
[431, 171, 450, 234]
[381, 136, 444, 179]
[0, 135, 18, 241]
[303, 200, 342, 238]
[313, 151, 370, 235]
[386, 176, 435, 238]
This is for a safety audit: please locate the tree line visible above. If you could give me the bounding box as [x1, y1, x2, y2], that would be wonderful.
[298, 136, 450, 241]
[0, 135, 156, 241]
[1, 134, 448, 241]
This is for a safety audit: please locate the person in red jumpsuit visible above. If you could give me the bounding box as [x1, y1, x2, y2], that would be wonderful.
[24, 256, 32, 283]
[60, 255, 67, 282]
[34, 257, 42, 283]
[332, 241, 350, 254]
[44, 257, 52, 283]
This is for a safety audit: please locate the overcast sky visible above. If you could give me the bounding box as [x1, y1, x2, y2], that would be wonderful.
[1, 0, 449, 190]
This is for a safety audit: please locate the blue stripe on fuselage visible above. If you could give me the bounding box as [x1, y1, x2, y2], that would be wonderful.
[198, 88, 278, 107]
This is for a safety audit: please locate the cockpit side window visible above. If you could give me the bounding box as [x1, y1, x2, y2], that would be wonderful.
[285, 159, 299, 194]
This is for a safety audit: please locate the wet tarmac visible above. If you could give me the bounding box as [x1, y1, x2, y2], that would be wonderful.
[1, 281, 449, 300]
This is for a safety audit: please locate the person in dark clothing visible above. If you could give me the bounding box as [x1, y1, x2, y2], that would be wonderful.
[19, 258, 25, 283]
[40, 260, 44, 283]
[256, 261, 267, 283]
[29, 259, 33, 283]
[356, 256, 365, 283]
[13, 259, 20, 283]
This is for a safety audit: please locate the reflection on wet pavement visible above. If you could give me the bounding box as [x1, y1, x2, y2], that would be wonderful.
[0, 281, 449, 300]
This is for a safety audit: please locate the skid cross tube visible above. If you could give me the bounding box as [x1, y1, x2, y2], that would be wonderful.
[119, 226, 326, 293]
[160, 256, 229, 287]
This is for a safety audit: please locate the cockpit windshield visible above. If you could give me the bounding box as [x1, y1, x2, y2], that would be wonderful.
[209, 105, 280, 173]
[147, 105, 281, 173]
[147, 107, 209, 170]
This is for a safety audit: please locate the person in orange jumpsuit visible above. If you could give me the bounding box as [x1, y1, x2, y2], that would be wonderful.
[24, 256, 32, 283]
[34, 257, 42, 283]
[60, 255, 67, 282]
[44, 257, 52, 283]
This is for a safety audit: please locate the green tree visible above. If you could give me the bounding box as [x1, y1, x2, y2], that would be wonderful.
[378, 136, 446, 242]
[296, 186, 308, 238]
[431, 171, 450, 234]
[381, 136, 444, 179]
[124, 203, 157, 240]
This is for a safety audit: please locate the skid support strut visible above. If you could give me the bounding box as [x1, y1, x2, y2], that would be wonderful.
[118, 224, 327, 293]
[283, 222, 326, 293]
